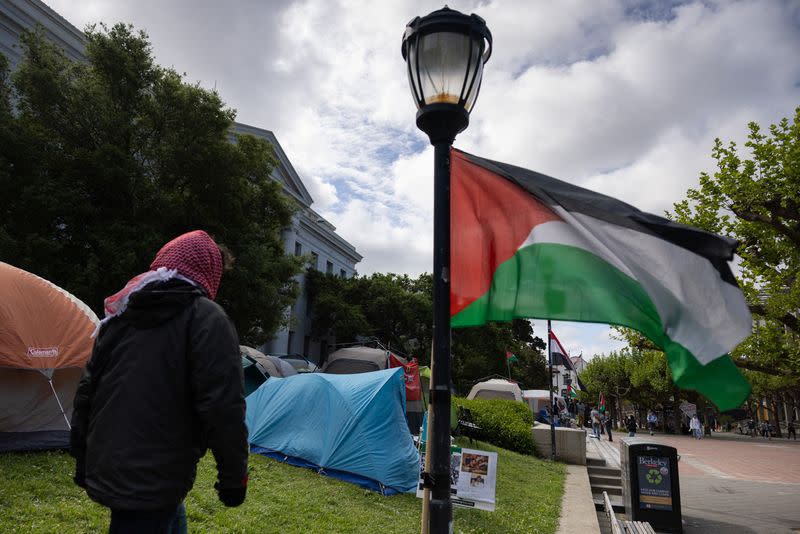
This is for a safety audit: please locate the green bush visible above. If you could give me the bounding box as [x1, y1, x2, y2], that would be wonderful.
[453, 397, 535, 455]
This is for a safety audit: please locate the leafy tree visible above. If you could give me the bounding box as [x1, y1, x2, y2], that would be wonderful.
[579, 350, 634, 422]
[452, 320, 547, 392]
[0, 25, 302, 343]
[671, 108, 800, 382]
[306, 271, 548, 391]
[306, 271, 433, 357]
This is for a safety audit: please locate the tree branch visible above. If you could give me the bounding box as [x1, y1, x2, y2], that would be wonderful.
[732, 358, 786, 376]
[748, 304, 799, 334]
[731, 204, 800, 248]
[632, 337, 660, 351]
[763, 198, 800, 221]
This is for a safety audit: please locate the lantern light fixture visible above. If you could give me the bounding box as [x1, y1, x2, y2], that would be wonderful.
[401, 6, 492, 144]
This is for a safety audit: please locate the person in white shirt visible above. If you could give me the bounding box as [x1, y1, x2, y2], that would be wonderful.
[690, 415, 702, 439]
[647, 411, 657, 436]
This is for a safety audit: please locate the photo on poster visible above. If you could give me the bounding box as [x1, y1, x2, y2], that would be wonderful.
[461, 452, 489, 475]
[451, 452, 462, 486]
[470, 474, 486, 488]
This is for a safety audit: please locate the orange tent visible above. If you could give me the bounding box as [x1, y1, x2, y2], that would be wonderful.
[0, 262, 98, 451]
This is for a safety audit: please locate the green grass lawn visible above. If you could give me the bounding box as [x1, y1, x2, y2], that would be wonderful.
[0, 439, 565, 533]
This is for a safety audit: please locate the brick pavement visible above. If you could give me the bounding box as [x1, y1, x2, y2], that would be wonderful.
[602, 431, 800, 484]
[595, 431, 800, 533]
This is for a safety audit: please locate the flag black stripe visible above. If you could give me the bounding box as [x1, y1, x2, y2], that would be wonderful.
[457, 149, 740, 287]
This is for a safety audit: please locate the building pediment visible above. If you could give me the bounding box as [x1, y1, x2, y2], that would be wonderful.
[233, 122, 314, 207]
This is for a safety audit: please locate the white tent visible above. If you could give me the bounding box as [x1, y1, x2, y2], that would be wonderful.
[523, 390, 566, 415]
[467, 379, 523, 402]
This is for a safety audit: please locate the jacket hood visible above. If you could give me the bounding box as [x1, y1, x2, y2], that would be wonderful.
[125, 279, 206, 328]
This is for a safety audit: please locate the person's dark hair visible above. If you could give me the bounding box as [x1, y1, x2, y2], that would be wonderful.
[217, 243, 235, 272]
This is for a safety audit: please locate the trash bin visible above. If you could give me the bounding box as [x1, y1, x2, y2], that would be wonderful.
[620, 438, 682, 533]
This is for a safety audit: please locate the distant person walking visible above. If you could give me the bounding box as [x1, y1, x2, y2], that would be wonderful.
[690, 415, 702, 439]
[626, 415, 637, 437]
[604, 414, 614, 442]
[788, 420, 796, 440]
[647, 411, 657, 436]
[591, 408, 601, 438]
[70, 231, 248, 534]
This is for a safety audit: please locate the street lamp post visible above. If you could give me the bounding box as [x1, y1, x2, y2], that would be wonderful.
[402, 7, 491, 533]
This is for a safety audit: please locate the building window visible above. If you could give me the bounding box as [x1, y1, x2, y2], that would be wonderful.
[287, 331, 295, 353]
[310, 252, 318, 270]
[326, 261, 333, 274]
[340, 269, 346, 278]
[303, 335, 310, 357]
[294, 241, 302, 256]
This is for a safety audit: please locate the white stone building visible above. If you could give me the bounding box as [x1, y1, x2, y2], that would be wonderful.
[0, 0, 362, 362]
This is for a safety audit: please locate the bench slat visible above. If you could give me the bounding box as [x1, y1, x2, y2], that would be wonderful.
[602, 491, 624, 534]
[620, 520, 656, 534]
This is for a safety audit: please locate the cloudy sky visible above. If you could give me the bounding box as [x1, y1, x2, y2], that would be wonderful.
[48, 0, 800, 358]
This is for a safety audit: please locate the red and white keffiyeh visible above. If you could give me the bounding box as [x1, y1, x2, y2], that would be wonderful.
[97, 230, 223, 334]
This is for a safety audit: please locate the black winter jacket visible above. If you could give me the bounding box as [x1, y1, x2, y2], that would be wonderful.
[70, 279, 248, 511]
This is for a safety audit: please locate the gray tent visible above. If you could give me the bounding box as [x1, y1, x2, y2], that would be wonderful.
[321, 346, 402, 375]
[241, 346, 297, 396]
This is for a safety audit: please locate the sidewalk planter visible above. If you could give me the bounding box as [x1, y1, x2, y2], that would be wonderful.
[532, 423, 587, 464]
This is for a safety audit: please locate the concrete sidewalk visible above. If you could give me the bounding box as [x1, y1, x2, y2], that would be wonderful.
[556, 464, 601, 534]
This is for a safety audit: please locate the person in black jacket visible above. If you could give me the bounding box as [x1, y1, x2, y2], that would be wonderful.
[626, 415, 638, 437]
[70, 230, 248, 534]
[604, 414, 614, 442]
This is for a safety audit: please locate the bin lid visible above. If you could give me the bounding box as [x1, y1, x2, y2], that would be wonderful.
[620, 437, 677, 455]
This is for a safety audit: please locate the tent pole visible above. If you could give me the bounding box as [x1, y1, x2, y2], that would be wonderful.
[48, 376, 72, 430]
[548, 320, 555, 461]
[420, 343, 434, 534]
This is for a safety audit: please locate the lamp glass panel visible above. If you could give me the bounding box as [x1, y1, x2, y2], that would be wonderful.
[463, 36, 485, 112]
[406, 38, 423, 109]
[417, 31, 472, 106]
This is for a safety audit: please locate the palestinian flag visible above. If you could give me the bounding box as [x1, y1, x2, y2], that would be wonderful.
[549, 330, 575, 370]
[450, 149, 752, 410]
[549, 329, 586, 391]
[506, 351, 518, 363]
[566, 383, 577, 399]
[599, 392, 606, 413]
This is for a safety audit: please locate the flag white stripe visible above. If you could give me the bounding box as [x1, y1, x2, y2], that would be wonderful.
[516, 213, 751, 365]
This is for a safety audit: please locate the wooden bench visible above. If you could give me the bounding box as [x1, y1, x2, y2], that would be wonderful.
[603, 491, 656, 534]
[456, 407, 481, 444]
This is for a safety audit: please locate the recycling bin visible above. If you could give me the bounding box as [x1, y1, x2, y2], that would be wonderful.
[620, 438, 682, 533]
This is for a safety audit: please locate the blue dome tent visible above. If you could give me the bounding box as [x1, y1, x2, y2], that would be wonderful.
[245, 368, 419, 495]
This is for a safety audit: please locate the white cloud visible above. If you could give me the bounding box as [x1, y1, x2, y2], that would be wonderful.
[44, 0, 800, 357]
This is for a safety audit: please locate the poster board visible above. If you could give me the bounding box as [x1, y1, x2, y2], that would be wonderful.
[679, 401, 696, 417]
[416, 445, 498, 511]
[637, 455, 673, 511]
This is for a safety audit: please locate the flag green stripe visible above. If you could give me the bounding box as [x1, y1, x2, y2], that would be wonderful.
[451, 243, 750, 409]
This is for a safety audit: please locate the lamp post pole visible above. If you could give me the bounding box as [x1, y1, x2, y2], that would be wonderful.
[401, 8, 491, 532]
[429, 138, 454, 533]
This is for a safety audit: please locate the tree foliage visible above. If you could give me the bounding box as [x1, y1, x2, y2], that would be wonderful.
[306, 270, 548, 392]
[0, 25, 302, 343]
[671, 108, 800, 385]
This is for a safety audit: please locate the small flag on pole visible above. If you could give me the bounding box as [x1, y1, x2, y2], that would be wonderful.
[505, 351, 518, 363]
[566, 383, 577, 399]
[599, 393, 606, 413]
[548, 329, 586, 391]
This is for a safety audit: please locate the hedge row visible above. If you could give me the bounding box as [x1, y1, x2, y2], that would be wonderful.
[453, 397, 535, 455]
